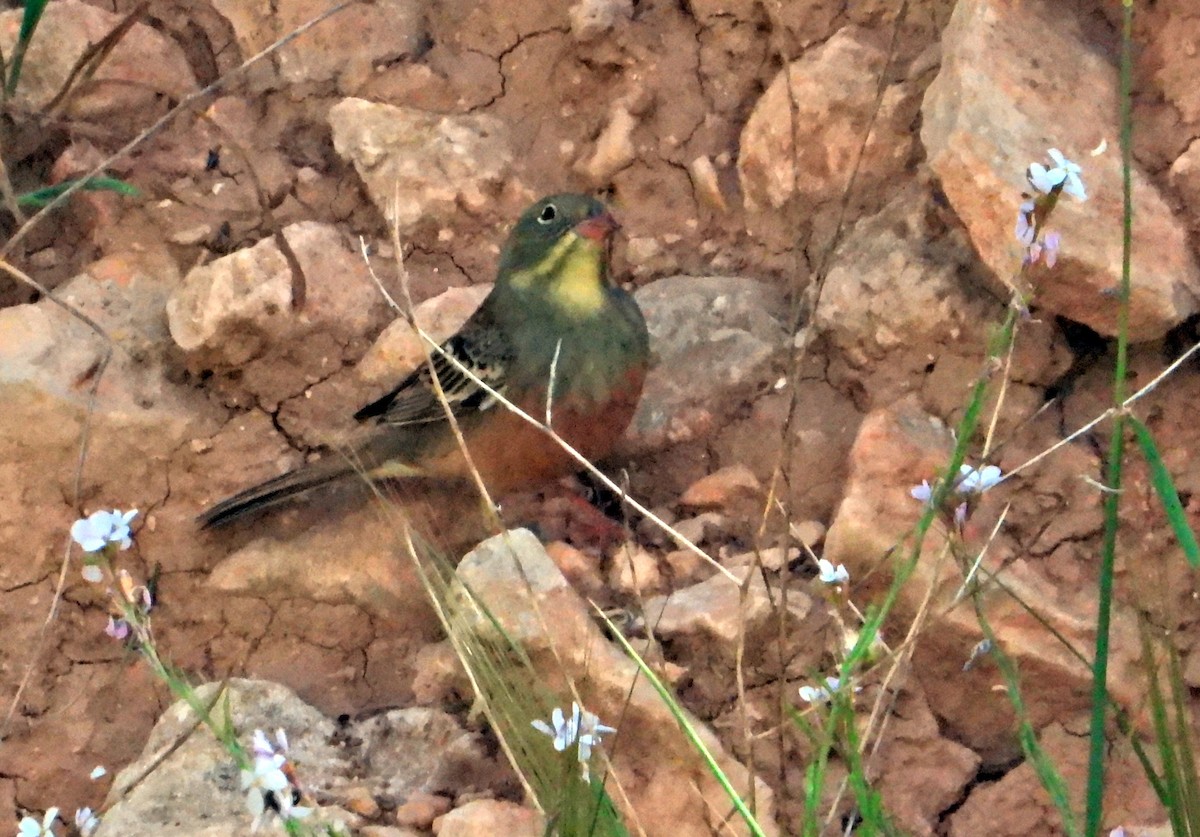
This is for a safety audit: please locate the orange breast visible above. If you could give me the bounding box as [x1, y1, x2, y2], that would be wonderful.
[417, 367, 646, 494]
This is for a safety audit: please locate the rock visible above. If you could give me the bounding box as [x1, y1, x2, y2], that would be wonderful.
[0, 249, 220, 588]
[822, 398, 1143, 760]
[1168, 138, 1200, 229]
[625, 276, 788, 454]
[209, 0, 429, 90]
[411, 640, 470, 705]
[576, 104, 638, 183]
[644, 571, 810, 654]
[329, 98, 513, 236]
[94, 680, 354, 836]
[363, 826, 424, 837]
[873, 685, 980, 835]
[342, 785, 381, 818]
[355, 284, 493, 391]
[723, 545, 798, 571]
[544, 540, 604, 596]
[663, 547, 706, 583]
[393, 791, 451, 829]
[921, 0, 1200, 341]
[356, 707, 504, 800]
[569, 0, 633, 41]
[817, 186, 1073, 425]
[791, 519, 826, 549]
[679, 464, 763, 510]
[166, 221, 390, 408]
[737, 26, 913, 212]
[947, 723, 1160, 836]
[643, 570, 814, 713]
[818, 186, 1066, 409]
[671, 511, 727, 546]
[607, 545, 663, 595]
[688, 155, 729, 212]
[437, 799, 544, 837]
[274, 280, 493, 450]
[0, 0, 196, 124]
[454, 529, 781, 835]
[1141, 0, 1200, 128]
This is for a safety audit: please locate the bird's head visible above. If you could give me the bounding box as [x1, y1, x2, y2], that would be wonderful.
[496, 194, 620, 317]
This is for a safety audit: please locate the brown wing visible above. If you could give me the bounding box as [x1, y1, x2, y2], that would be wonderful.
[352, 306, 513, 428]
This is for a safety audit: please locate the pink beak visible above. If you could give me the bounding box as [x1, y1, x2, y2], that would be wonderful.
[574, 211, 620, 242]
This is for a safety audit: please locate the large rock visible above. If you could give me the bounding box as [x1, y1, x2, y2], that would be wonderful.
[94, 680, 354, 836]
[737, 26, 914, 212]
[947, 723, 1160, 837]
[166, 221, 390, 409]
[209, 0, 429, 91]
[625, 275, 788, 453]
[822, 398, 1143, 762]
[0, 0, 196, 123]
[455, 529, 780, 836]
[329, 99, 513, 237]
[921, 0, 1200, 341]
[816, 187, 1072, 417]
[93, 680, 511, 836]
[1139, 0, 1200, 128]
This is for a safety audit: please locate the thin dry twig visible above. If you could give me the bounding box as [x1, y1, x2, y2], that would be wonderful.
[1002, 338, 1200, 482]
[0, 0, 354, 260]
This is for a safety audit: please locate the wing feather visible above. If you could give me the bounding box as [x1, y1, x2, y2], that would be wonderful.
[352, 306, 513, 428]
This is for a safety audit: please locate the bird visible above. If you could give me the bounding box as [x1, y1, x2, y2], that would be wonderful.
[198, 193, 651, 528]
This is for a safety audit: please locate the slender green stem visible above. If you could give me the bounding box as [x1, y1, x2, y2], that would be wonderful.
[1084, 2, 1135, 833]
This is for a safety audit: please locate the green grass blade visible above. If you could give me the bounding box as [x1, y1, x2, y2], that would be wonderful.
[16, 176, 139, 208]
[1129, 416, 1200, 568]
[6, 0, 49, 97]
[1086, 3, 1136, 832]
[596, 607, 768, 837]
[1139, 624, 1187, 835]
[1166, 643, 1200, 827]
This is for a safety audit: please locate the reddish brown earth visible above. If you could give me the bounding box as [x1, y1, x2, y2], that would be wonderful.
[1, 1, 1199, 835]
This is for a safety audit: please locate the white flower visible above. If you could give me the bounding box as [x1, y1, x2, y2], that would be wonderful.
[70, 510, 137, 553]
[798, 676, 840, 704]
[910, 480, 933, 504]
[955, 464, 1002, 494]
[816, 558, 849, 585]
[1027, 162, 1065, 194]
[1027, 149, 1086, 200]
[89, 766, 107, 780]
[242, 752, 289, 822]
[80, 565, 104, 584]
[74, 807, 100, 837]
[17, 808, 59, 837]
[251, 728, 289, 759]
[1047, 148, 1087, 200]
[533, 702, 615, 782]
[575, 705, 616, 764]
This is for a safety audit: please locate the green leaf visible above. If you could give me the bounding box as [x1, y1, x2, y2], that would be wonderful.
[16, 176, 139, 208]
[6, 0, 49, 97]
[1130, 416, 1200, 568]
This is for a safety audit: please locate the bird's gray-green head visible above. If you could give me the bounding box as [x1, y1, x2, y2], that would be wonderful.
[496, 194, 620, 318]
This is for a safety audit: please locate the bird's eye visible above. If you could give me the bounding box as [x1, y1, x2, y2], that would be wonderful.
[538, 204, 557, 224]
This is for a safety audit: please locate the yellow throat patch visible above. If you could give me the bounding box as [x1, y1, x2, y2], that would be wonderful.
[510, 231, 606, 318]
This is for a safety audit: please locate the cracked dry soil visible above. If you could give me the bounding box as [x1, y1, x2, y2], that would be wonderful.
[1, 1, 1196, 835]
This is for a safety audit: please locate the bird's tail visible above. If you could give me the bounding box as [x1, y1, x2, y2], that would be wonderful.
[197, 455, 359, 529]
